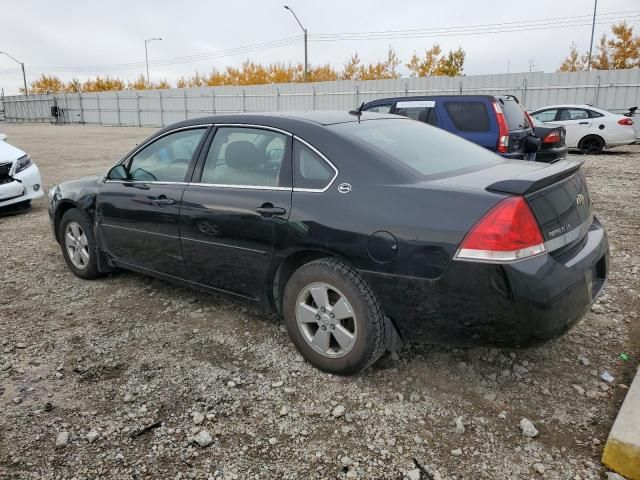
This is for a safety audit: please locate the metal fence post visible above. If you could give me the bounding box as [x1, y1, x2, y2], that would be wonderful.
[355, 84, 359, 107]
[242, 90, 246, 112]
[522, 78, 528, 106]
[593, 76, 601, 107]
[97, 94, 102, 125]
[405, 83, 408, 96]
[79, 92, 85, 124]
[276, 88, 280, 111]
[115, 92, 121, 126]
[211, 89, 216, 114]
[183, 90, 188, 120]
[459, 80, 463, 95]
[63, 92, 68, 123]
[136, 91, 141, 127]
[312, 86, 316, 110]
[159, 90, 164, 126]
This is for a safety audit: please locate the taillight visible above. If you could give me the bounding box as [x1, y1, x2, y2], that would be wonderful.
[618, 117, 633, 126]
[543, 131, 561, 144]
[492, 101, 509, 153]
[455, 196, 546, 262]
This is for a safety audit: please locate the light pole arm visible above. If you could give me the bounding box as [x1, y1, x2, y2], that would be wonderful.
[0, 51, 28, 95]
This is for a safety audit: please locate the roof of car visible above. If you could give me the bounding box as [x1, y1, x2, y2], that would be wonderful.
[171, 110, 402, 128]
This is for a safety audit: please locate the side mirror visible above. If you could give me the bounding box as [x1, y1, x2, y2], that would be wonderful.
[524, 135, 542, 154]
[107, 164, 128, 180]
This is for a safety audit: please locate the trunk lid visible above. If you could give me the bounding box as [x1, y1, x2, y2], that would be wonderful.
[432, 159, 592, 253]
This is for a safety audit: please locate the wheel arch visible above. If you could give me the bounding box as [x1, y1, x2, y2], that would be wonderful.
[53, 195, 98, 244]
[578, 133, 606, 149]
[269, 248, 352, 315]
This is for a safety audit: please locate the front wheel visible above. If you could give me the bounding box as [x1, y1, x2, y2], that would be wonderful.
[578, 135, 605, 155]
[283, 258, 386, 375]
[59, 208, 103, 280]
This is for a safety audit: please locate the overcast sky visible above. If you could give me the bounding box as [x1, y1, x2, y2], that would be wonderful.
[1, 0, 638, 94]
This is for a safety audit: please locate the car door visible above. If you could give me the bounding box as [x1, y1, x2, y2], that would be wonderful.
[98, 126, 209, 277]
[179, 125, 292, 299]
[553, 108, 591, 147]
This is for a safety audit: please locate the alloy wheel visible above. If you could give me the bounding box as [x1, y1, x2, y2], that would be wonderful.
[64, 221, 90, 270]
[295, 282, 357, 358]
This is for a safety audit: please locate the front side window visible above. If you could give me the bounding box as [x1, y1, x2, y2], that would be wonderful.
[444, 101, 490, 132]
[532, 109, 558, 122]
[200, 127, 289, 187]
[294, 140, 335, 190]
[126, 128, 206, 182]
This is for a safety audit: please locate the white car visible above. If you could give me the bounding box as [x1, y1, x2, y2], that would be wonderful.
[530, 105, 636, 154]
[0, 138, 44, 210]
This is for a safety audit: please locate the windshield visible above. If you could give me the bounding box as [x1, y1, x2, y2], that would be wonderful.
[329, 118, 502, 178]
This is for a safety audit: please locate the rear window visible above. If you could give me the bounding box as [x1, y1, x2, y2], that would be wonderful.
[444, 101, 490, 132]
[500, 99, 530, 130]
[329, 118, 501, 178]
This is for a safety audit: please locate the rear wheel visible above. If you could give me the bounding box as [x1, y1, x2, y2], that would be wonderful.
[59, 208, 103, 279]
[283, 257, 386, 375]
[578, 135, 605, 155]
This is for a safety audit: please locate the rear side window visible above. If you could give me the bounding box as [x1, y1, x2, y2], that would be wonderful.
[499, 99, 530, 130]
[559, 108, 589, 121]
[330, 118, 501, 178]
[588, 109, 604, 118]
[394, 101, 439, 126]
[444, 101, 490, 132]
[294, 141, 335, 191]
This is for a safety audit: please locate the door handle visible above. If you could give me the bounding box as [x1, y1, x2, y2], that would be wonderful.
[151, 196, 175, 207]
[579, 121, 589, 125]
[255, 203, 287, 217]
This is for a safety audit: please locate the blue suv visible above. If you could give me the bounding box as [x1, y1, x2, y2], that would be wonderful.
[362, 95, 540, 160]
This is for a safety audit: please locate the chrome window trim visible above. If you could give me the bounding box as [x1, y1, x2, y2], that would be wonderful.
[211, 123, 294, 137]
[190, 183, 291, 191]
[292, 135, 339, 193]
[104, 180, 189, 186]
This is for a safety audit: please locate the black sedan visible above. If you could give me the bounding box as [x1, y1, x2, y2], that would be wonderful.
[48, 112, 609, 375]
[531, 117, 569, 163]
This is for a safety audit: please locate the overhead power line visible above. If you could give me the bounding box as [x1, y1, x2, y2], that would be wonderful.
[1, 10, 637, 75]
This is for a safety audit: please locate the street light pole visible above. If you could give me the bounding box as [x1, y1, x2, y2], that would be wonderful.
[587, 0, 598, 70]
[144, 37, 162, 87]
[0, 51, 28, 95]
[284, 6, 307, 81]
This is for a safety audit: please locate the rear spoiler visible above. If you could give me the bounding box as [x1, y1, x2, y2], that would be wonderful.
[486, 159, 583, 195]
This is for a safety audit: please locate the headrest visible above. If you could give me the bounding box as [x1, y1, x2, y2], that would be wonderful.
[225, 141, 261, 169]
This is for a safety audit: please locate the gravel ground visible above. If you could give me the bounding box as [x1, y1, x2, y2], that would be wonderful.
[0, 123, 638, 480]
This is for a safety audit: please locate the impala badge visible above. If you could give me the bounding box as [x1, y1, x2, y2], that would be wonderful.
[576, 193, 585, 206]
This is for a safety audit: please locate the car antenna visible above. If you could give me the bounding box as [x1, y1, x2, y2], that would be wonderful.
[348, 102, 365, 122]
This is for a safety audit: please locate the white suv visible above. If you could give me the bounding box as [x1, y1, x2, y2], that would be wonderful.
[530, 105, 636, 154]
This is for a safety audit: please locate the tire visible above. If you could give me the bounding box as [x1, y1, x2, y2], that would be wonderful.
[59, 208, 103, 280]
[282, 257, 386, 375]
[578, 135, 605, 155]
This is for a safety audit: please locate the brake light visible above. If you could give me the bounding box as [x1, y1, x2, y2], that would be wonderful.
[455, 196, 546, 262]
[618, 117, 633, 126]
[543, 131, 561, 144]
[492, 101, 509, 153]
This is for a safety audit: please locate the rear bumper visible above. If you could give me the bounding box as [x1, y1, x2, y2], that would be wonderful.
[0, 164, 44, 208]
[536, 145, 569, 163]
[362, 217, 609, 346]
